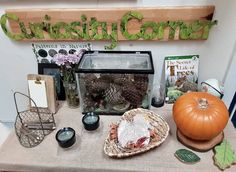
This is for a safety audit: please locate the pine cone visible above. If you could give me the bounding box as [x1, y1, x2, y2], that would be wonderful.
[83, 74, 97, 83]
[133, 74, 149, 96]
[100, 74, 114, 83]
[134, 74, 148, 82]
[87, 79, 110, 93]
[133, 80, 148, 95]
[121, 87, 143, 106]
[113, 74, 132, 86]
[104, 84, 124, 105]
[123, 80, 135, 89]
[82, 94, 95, 111]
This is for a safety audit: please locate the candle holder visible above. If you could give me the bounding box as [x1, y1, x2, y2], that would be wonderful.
[55, 127, 76, 148]
[82, 112, 100, 131]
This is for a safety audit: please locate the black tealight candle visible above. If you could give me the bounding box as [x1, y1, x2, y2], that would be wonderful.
[55, 127, 76, 148]
[82, 112, 100, 131]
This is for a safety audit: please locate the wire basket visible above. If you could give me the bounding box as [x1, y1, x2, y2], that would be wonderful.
[14, 92, 56, 148]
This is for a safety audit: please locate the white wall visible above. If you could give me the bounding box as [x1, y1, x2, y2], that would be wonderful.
[0, 0, 236, 121]
[223, 41, 236, 110]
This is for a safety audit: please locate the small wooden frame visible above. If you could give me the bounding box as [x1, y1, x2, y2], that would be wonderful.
[38, 63, 65, 101]
[27, 74, 58, 114]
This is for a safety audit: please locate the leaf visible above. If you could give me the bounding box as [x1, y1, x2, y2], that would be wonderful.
[214, 140, 236, 170]
[175, 149, 200, 164]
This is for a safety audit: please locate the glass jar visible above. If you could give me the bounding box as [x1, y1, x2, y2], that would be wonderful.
[151, 83, 165, 107]
[63, 82, 79, 108]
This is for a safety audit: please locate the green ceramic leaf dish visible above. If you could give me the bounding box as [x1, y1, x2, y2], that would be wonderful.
[175, 149, 200, 164]
[214, 139, 236, 170]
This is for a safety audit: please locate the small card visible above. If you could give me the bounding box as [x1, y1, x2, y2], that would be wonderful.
[28, 80, 48, 108]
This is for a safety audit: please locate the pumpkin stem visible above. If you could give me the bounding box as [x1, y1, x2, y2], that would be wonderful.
[198, 98, 208, 109]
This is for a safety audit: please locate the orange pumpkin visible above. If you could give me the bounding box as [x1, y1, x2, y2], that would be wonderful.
[173, 92, 229, 141]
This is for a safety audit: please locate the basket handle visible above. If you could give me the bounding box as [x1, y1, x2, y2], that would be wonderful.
[14, 92, 39, 113]
[13, 92, 44, 133]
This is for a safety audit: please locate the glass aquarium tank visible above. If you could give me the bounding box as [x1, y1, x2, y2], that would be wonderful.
[75, 51, 154, 115]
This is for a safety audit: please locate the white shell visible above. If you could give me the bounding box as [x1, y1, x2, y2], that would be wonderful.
[117, 114, 151, 148]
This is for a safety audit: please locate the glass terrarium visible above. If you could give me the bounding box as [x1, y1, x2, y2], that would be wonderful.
[75, 51, 154, 115]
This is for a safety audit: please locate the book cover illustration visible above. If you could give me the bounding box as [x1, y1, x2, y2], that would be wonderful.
[165, 55, 199, 103]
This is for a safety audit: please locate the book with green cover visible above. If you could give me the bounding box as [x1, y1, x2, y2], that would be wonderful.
[165, 55, 199, 103]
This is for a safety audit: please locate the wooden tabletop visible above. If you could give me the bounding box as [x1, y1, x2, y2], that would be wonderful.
[0, 102, 235, 172]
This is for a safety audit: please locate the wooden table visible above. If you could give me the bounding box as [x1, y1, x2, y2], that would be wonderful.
[0, 102, 235, 172]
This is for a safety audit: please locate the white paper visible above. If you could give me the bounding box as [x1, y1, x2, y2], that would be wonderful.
[28, 80, 48, 108]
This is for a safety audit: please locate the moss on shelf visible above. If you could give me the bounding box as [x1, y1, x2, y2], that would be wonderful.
[0, 12, 217, 49]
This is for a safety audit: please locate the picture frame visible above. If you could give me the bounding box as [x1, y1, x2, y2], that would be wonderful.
[38, 63, 65, 100]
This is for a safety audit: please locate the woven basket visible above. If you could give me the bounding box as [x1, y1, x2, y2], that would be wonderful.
[104, 108, 169, 158]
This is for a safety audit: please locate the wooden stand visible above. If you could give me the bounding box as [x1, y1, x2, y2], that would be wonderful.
[177, 130, 224, 152]
[27, 74, 58, 114]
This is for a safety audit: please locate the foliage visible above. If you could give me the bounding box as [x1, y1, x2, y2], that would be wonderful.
[166, 87, 183, 101]
[214, 140, 236, 170]
[0, 12, 218, 49]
